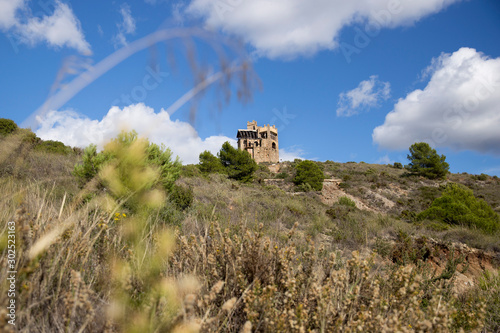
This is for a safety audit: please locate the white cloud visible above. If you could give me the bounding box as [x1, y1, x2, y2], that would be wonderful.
[20, 1, 91, 54]
[186, 0, 459, 59]
[0, 0, 24, 30]
[35, 103, 235, 164]
[120, 4, 136, 34]
[337, 75, 390, 117]
[172, 2, 185, 25]
[373, 47, 500, 155]
[113, 3, 136, 49]
[375, 154, 393, 164]
[279, 146, 306, 162]
[1, 0, 91, 55]
[113, 32, 127, 49]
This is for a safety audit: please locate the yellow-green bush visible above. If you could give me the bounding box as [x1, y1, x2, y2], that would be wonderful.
[418, 183, 500, 234]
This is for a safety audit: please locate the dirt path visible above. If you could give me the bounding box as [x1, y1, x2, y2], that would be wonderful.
[320, 179, 377, 212]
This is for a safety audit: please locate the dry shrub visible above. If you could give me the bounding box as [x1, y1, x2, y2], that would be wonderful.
[0, 135, 196, 332]
[0, 175, 494, 332]
[170, 220, 485, 332]
[0, 134, 497, 332]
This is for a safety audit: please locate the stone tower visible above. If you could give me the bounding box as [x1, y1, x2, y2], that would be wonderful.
[237, 120, 279, 163]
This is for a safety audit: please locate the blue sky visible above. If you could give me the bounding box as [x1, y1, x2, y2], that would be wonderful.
[1, 0, 500, 174]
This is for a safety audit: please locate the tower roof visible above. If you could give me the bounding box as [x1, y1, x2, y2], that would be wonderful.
[236, 129, 258, 139]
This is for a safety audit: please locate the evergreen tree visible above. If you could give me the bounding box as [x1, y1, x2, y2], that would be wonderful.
[218, 141, 257, 182]
[293, 160, 324, 191]
[73, 131, 181, 191]
[198, 150, 225, 174]
[406, 142, 449, 179]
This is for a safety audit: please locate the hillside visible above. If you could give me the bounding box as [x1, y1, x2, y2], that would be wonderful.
[1, 129, 499, 332]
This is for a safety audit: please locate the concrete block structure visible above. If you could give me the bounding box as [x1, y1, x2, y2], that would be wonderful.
[237, 120, 279, 163]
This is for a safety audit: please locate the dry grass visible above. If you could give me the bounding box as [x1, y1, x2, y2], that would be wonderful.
[0, 142, 499, 332]
[171, 219, 488, 332]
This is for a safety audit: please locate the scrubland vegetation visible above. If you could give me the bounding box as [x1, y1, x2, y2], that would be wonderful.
[1, 121, 499, 332]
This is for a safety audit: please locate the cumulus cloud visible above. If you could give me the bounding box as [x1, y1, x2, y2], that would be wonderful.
[373, 47, 500, 155]
[113, 3, 136, 49]
[35, 103, 235, 164]
[337, 75, 390, 117]
[186, 0, 459, 59]
[1, 0, 91, 55]
[0, 0, 24, 30]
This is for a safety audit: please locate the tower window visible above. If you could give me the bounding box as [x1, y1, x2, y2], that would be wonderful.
[272, 142, 276, 149]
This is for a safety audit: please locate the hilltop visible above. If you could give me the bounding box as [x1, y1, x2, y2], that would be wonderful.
[1, 126, 499, 332]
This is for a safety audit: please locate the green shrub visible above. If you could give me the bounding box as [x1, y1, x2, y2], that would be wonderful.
[181, 164, 202, 178]
[400, 210, 417, 222]
[218, 141, 257, 183]
[471, 173, 488, 181]
[365, 168, 376, 175]
[199, 150, 225, 174]
[296, 182, 313, 192]
[393, 162, 403, 169]
[146, 142, 181, 192]
[338, 196, 356, 207]
[73, 131, 181, 192]
[73, 144, 113, 186]
[339, 182, 350, 189]
[170, 184, 193, 211]
[0, 118, 18, 136]
[290, 158, 302, 168]
[293, 160, 324, 191]
[418, 183, 500, 234]
[21, 130, 41, 145]
[406, 142, 449, 179]
[34, 140, 72, 154]
[424, 221, 450, 232]
[276, 172, 288, 179]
